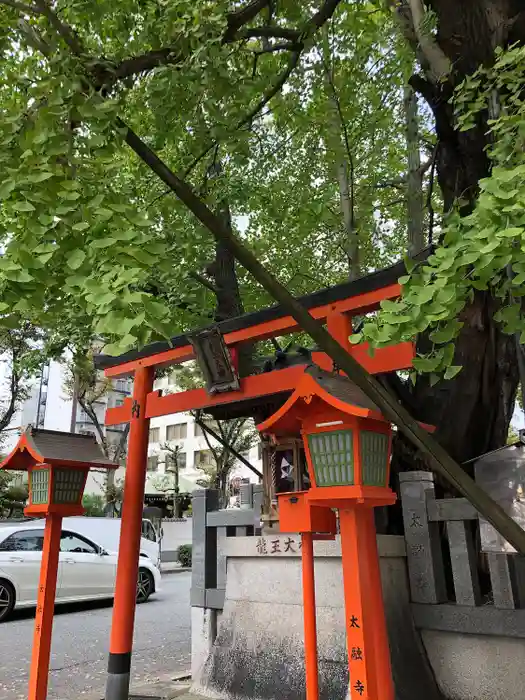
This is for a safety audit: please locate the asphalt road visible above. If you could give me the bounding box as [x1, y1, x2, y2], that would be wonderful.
[0, 572, 191, 700]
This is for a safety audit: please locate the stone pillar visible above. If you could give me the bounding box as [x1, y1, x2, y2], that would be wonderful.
[399, 472, 447, 604]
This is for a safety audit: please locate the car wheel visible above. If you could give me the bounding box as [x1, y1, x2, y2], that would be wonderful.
[0, 580, 15, 622]
[136, 569, 154, 604]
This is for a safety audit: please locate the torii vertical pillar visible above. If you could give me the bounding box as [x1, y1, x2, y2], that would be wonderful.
[106, 366, 154, 700]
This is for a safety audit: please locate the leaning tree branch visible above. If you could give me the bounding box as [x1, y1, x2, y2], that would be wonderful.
[120, 117, 525, 554]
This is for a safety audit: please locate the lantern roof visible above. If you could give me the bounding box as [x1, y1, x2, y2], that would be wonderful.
[257, 365, 385, 436]
[0, 426, 118, 472]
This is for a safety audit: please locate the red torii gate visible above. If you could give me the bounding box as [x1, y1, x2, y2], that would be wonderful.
[95, 258, 414, 700]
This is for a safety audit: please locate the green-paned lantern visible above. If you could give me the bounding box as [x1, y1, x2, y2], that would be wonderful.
[258, 365, 397, 511]
[25, 463, 89, 515]
[304, 414, 392, 498]
[0, 426, 118, 517]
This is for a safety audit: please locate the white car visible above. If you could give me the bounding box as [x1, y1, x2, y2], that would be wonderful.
[30, 516, 162, 569]
[0, 523, 161, 622]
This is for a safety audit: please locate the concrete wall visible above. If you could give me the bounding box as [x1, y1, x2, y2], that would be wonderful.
[192, 534, 441, 700]
[161, 518, 193, 560]
[421, 630, 525, 700]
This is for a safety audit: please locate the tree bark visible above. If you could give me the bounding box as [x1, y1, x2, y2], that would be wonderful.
[322, 28, 359, 280]
[392, 0, 525, 481]
[206, 201, 254, 376]
[404, 85, 425, 255]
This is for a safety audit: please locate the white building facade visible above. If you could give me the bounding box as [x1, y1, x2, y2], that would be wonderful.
[144, 374, 261, 512]
[0, 356, 261, 504]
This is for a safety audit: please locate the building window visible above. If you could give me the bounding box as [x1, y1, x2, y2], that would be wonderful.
[166, 451, 187, 470]
[149, 427, 160, 443]
[114, 397, 124, 407]
[147, 455, 159, 472]
[195, 420, 217, 437]
[166, 423, 187, 441]
[195, 449, 213, 467]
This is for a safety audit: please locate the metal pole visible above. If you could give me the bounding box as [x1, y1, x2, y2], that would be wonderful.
[301, 532, 319, 700]
[105, 366, 154, 700]
[28, 513, 62, 700]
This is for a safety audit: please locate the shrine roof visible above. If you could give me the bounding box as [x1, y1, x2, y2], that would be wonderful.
[0, 426, 118, 471]
[306, 365, 380, 412]
[94, 250, 430, 371]
[257, 364, 385, 436]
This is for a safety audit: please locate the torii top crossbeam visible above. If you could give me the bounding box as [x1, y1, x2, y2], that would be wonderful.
[94, 256, 418, 427]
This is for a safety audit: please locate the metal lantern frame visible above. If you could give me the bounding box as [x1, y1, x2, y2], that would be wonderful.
[301, 407, 394, 508]
[25, 462, 89, 517]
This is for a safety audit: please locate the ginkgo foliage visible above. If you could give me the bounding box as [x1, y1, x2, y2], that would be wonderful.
[0, 1, 412, 356]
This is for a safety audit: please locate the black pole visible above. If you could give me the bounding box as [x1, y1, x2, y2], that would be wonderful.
[194, 416, 263, 480]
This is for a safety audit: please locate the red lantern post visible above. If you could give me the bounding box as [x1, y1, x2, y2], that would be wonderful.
[259, 366, 433, 700]
[0, 427, 117, 700]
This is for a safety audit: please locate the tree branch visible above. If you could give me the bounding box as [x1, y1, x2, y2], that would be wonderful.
[0, 0, 39, 14]
[223, 0, 272, 44]
[17, 18, 51, 55]
[34, 0, 83, 55]
[255, 41, 301, 55]
[189, 270, 219, 294]
[305, 0, 343, 35]
[109, 48, 182, 83]
[239, 26, 301, 42]
[407, 0, 451, 84]
[112, 423, 130, 464]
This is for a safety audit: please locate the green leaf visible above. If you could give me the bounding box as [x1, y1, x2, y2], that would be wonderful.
[91, 238, 116, 249]
[413, 286, 435, 305]
[56, 205, 77, 215]
[12, 200, 35, 212]
[412, 355, 441, 373]
[66, 249, 86, 270]
[72, 222, 90, 231]
[58, 190, 81, 201]
[27, 172, 54, 183]
[429, 320, 463, 344]
[126, 212, 154, 228]
[499, 227, 524, 238]
[0, 179, 16, 198]
[444, 365, 462, 380]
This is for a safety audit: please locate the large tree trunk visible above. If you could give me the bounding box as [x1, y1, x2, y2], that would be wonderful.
[390, 1, 525, 486]
[209, 203, 245, 323]
[205, 201, 254, 377]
